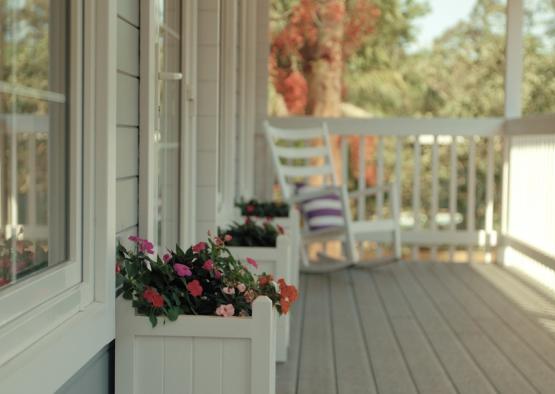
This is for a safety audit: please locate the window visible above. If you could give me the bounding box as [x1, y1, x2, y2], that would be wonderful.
[155, 0, 182, 249]
[0, 0, 71, 290]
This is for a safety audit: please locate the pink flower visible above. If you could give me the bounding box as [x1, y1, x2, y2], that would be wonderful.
[202, 259, 214, 271]
[128, 236, 155, 254]
[224, 234, 232, 242]
[214, 270, 222, 280]
[222, 286, 235, 295]
[237, 283, 246, 293]
[246, 257, 258, 269]
[215, 304, 235, 317]
[192, 242, 207, 253]
[213, 237, 224, 247]
[163, 253, 171, 263]
[174, 263, 192, 277]
[187, 280, 203, 297]
[246, 205, 255, 214]
[277, 224, 285, 235]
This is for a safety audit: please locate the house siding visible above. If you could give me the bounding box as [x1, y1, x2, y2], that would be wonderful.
[57, 1, 140, 393]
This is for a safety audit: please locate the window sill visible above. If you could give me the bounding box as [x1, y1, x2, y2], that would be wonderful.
[0, 298, 114, 393]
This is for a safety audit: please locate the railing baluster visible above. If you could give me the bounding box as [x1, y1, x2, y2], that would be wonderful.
[358, 135, 365, 221]
[341, 137, 349, 185]
[431, 135, 439, 261]
[412, 136, 421, 261]
[449, 136, 458, 262]
[485, 137, 495, 263]
[467, 137, 476, 262]
[376, 136, 384, 257]
[395, 137, 402, 259]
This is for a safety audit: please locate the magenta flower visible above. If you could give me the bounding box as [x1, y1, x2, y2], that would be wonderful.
[215, 304, 235, 317]
[214, 270, 222, 280]
[163, 253, 171, 263]
[128, 236, 155, 254]
[174, 263, 192, 277]
[192, 242, 207, 253]
[246, 257, 258, 269]
[202, 259, 214, 271]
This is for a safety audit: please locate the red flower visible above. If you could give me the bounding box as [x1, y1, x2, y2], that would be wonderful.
[192, 242, 207, 253]
[202, 259, 214, 271]
[187, 280, 203, 297]
[143, 287, 164, 308]
[115, 262, 121, 273]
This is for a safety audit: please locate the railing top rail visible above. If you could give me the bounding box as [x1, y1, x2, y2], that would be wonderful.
[267, 116, 505, 137]
[504, 114, 555, 136]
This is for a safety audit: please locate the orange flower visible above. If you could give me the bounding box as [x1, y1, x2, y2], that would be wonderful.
[258, 274, 274, 287]
[278, 279, 298, 315]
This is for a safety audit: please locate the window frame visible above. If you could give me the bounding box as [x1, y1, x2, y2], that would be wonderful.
[139, 0, 198, 248]
[0, 1, 117, 392]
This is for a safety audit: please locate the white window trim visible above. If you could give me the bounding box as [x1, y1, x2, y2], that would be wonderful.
[217, 0, 239, 218]
[0, 1, 117, 392]
[139, 0, 198, 247]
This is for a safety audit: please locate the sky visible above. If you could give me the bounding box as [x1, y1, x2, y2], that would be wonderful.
[409, 0, 477, 51]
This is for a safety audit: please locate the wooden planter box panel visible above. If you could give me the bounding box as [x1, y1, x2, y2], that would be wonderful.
[227, 235, 291, 363]
[116, 296, 276, 394]
[236, 207, 301, 288]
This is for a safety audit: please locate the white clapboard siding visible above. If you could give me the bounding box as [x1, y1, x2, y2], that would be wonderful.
[117, 18, 139, 76]
[117, 0, 140, 26]
[116, 3, 140, 243]
[116, 127, 139, 178]
[117, 74, 139, 126]
[228, 235, 292, 363]
[116, 178, 139, 233]
[116, 296, 276, 394]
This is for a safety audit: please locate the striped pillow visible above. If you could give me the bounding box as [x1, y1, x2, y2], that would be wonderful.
[296, 184, 345, 231]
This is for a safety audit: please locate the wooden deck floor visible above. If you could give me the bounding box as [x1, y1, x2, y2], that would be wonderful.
[277, 262, 555, 394]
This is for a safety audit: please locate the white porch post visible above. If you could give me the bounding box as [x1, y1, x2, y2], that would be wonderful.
[501, 0, 524, 265]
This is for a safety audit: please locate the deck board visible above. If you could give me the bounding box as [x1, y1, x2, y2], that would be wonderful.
[391, 263, 496, 394]
[278, 262, 555, 394]
[433, 263, 555, 393]
[351, 270, 417, 394]
[329, 271, 377, 394]
[296, 275, 336, 394]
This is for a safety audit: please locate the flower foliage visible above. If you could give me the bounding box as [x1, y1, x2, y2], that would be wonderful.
[117, 235, 298, 327]
[0, 234, 48, 287]
[218, 218, 284, 248]
[235, 198, 290, 218]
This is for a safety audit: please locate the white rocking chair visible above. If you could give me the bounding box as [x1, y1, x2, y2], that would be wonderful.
[264, 121, 402, 272]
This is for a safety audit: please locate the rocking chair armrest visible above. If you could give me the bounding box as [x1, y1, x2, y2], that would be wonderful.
[348, 183, 396, 199]
[290, 185, 343, 204]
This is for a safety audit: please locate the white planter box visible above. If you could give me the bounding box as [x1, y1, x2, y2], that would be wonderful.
[227, 235, 292, 363]
[235, 206, 301, 289]
[115, 296, 276, 394]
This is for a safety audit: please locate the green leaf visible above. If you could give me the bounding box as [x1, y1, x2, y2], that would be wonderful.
[149, 314, 158, 328]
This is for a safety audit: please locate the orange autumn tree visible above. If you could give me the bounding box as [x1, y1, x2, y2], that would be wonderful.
[269, 0, 380, 184]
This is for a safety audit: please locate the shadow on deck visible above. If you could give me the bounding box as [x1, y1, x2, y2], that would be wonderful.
[278, 262, 555, 394]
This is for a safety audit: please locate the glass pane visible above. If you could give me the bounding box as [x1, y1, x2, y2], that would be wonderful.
[155, 0, 181, 249]
[0, 0, 68, 290]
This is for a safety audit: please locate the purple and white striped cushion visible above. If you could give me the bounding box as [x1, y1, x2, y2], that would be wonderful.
[296, 184, 345, 231]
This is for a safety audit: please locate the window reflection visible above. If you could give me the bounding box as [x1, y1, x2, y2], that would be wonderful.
[0, 0, 68, 289]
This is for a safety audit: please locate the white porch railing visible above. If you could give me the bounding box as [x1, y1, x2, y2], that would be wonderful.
[260, 116, 553, 265]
